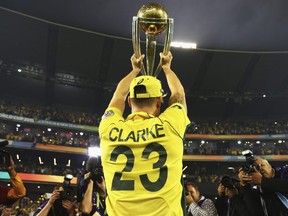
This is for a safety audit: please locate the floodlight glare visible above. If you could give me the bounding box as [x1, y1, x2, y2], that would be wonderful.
[171, 41, 197, 49]
[88, 147, 102, 157]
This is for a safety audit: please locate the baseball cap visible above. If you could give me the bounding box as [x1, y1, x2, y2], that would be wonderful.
[130, 75, 164, 99]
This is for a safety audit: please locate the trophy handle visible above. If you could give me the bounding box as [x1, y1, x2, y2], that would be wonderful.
[154, 18, 174, 77]
[146, 35, 157, 76]
[132, 17, 146, 75]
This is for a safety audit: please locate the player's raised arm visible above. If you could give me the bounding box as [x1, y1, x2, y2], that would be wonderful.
[160, 52, 187, 113]
[107, 54, 144, 114]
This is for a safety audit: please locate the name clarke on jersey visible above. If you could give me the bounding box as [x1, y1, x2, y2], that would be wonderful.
[108, 123, 165, 142]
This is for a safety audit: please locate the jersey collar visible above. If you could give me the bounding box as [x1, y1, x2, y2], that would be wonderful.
[127, 112, 155, 121]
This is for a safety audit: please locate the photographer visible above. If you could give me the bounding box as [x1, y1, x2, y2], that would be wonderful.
[239, 157, 288, 216]
[0, 141, 26, 206]
[215, 175, 260, 216]
[78, 157, 106, 216]
[214, 178, 228, 216]
[34, 175, 76, 216]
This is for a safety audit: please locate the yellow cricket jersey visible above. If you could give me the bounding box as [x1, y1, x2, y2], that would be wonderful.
[99, 103, 190, 216]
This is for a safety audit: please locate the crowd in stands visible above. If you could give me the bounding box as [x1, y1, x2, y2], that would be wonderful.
[1, 100, 288, 155]
[189, 120, 288, 135]
[184, 139, 288, 155]
[225, 145, 288, 155]
[2, 100, 288, 135]
[0, 122, 99, 148]
[0, 100, 101, 126]
[0, 98, 288, 156]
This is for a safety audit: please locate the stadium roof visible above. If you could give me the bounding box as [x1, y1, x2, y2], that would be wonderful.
[1, 0, 288, 121]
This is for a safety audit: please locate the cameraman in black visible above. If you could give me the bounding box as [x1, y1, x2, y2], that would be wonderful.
[0, 141, 26, 206]
[34, 176, 76, 216]
[78, 157, 106, 216]
[214, 177, 230, 216]
[239, 157, 288, 216]
[215, 175, 260, 216]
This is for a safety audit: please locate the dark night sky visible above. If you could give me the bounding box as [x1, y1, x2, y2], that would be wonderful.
[1, 0, 288, 51]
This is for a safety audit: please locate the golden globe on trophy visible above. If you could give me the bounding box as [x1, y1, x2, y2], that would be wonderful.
[132, 3, 174, 77]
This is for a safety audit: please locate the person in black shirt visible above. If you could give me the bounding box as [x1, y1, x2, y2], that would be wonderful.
[240, 157, 288, 216]
[34, 185, 75, 216]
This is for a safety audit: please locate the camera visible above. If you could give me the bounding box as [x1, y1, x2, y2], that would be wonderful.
[220, 176, 239, 189]
[60, 174, 74, 201]
[0, 150, 11, 168]
[86, 156, 104, 183]
[242, 150, 261, 173]
[0, 141, 10, 168]
[90, 168, 104, 183]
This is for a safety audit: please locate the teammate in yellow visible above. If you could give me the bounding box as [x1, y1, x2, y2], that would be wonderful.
[99, 51, 190, 216]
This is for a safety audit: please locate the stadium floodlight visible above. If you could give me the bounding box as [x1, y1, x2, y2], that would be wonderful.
[171, 41, 197, 49]
[88, 146, 102, 157]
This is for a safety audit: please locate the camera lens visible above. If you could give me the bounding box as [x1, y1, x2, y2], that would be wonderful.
[0, 151, 10, 168]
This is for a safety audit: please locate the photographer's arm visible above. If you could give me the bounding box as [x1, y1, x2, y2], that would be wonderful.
[62, 200, 75, 216]
[7, 156, 26, 199]
[36, 190, 60, 216]
[96, 177, 106, 198]
[80, 179, 94, 214]
[243, 168, 288, 193]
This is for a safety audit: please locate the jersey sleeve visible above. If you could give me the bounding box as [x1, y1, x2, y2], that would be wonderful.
[159, 103, 190, 138]
[7, 173, 26, 199]
[99, 107, 124, 137]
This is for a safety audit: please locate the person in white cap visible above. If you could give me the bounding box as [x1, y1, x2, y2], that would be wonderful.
[99, 52, 190, 216]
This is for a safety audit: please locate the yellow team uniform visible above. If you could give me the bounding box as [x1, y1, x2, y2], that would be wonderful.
[99, 103, 190, 216]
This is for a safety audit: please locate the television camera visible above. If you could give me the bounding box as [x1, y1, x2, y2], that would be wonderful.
[0, 141, 11, 169]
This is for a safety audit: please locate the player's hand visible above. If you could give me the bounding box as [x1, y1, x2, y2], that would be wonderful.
[160, 51, 173, 70]
[131, 54, 145, 71]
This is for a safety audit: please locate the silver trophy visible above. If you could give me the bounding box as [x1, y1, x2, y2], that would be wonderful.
[132, 3, 174, 77]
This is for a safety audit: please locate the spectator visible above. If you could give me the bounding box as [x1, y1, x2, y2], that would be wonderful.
[0, 142, 26, 207]
[78, 157, 106, 216]
[214, 175, 252, 216]
[214, 180, 228, 216]
[239, 157, 288, 216]
[185, 182, 218, 216]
